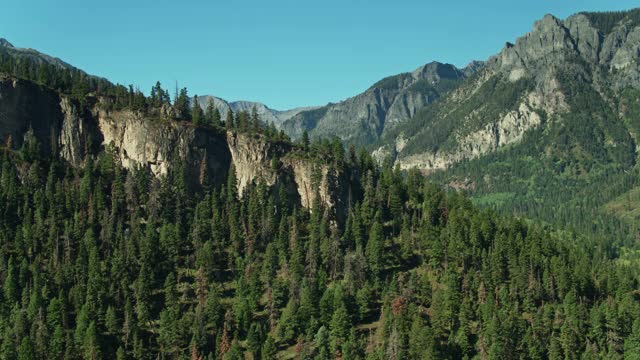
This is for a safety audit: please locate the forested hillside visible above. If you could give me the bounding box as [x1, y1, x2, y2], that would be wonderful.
[1, 128, 640, 359]
[1, 8, 640, 360]
[430, 72, 640, 250]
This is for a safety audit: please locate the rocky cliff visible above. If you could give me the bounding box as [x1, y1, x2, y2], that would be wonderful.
[96, 107, 231, 187]
[0, 76, 96, 160]
[0, 75, 346, 218]
[225, 131, 348, 219]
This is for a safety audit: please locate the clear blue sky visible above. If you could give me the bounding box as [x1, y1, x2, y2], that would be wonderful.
[2, 0, 637, 109]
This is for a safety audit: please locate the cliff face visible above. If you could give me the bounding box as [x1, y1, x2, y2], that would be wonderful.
[282, 156, 348, 220]
[96, 106, 231, 187]
[225, 131, 348, 218]
[226, 131, 284, 195]
[0, 76, 346, 218]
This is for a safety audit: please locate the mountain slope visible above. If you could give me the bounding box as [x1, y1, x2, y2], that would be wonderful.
[379, 9, 640, 243]
[0, 37, 77, 70]
[383, 10, 640, 170]
[281, 61, 477, 145]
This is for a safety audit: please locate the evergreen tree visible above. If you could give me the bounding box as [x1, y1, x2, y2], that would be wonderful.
[174, 87, 191, 120]
[226, 109, 235, 130]
[366, 220, 384, 278]
[261, 336, 278, 360]
[205, 99, 222, 127]
[192, 95, 205, 126]
[250, 105, 260, 131]
[302, 130, 310, 151]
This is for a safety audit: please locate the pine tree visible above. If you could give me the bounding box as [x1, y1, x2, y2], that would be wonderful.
[224, 341, 243, 360]
[366, 220, 384, 278]
[314, 326, 331, 360]
[192, 95, 205, 126]
[250, 105, 260, 131]
[205, 99, 222, 127]
[302, 130, 310, 151]
[3, 257, 18, 304]
[49, 325, 65, 359]
[226, 109, 235, 130]
[330, 302, 350, 353]
[261, 336, 278, 360]
[83, 322, 101, 360]
[17, 337, 35, 360]
[174, 87, 191, 120]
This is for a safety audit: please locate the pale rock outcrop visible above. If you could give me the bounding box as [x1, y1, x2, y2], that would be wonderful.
[283, 157, 346, 218]
[0, 75, 347, 217]
[395, 87, 564, 172]
[96, 106, 231, 185]
[225, 132, 347, 217]
[59, 96, 92, 166]
[226, 131, 281, 196]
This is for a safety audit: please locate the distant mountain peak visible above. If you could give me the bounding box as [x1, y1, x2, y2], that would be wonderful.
[191, 95, 318, 128]
[411, 62, 464, 81]
[0, 38, 14, 48]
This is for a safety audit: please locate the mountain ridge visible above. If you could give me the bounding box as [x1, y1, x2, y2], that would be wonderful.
[382, 10, 640, 170]
[192, 95, 319, 128]
[281, 60, 480, 145]
[374, 8, 640, 244]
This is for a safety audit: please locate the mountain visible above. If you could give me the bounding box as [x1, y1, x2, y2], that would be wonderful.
[0, 37, 90, 73]
[192, 95, 318, 128]
[377, 9, 640, 243]
[3, 77, 639, 359]
[1, 10, 640, 360]
[0, 74, 348, 219]
[381, 10, 640, 168]
[281, 61, 478, 145]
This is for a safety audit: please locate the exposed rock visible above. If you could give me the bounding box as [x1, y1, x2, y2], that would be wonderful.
[282, 156, 347, 220]
[371, 145, 394, 165]
[0, 75, 347, 219]
[0, 38, 14, 48]
[463, 60, 485, 76]
[59, 96, 92, 167]
[0, 76, 62, 152]
[225, 131, 348, 219]
[96, 106, 231, 186]
[226, 131, 282, 196]
[281, 61, 475, 146]
[387, 9, 640, 174]
[395, 87, 563, 172]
